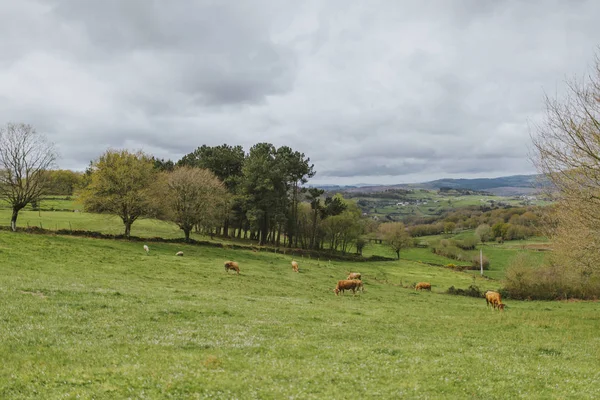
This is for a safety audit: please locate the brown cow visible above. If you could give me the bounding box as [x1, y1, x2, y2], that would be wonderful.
[334, 279, 362, 295]
[347, 272, 361, 280]
[485, 290, 503, 310]
[291, 260, 299, 272]
[415, 282, 431, 291]
[224, 261, 240, 275]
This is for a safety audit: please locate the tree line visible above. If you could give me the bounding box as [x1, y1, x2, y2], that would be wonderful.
[79, 144, 386, 254]
[0, 125, 411, 257]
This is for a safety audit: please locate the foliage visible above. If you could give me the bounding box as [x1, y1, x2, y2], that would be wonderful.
[503, 253, 600, 300]
[454, 235, 478, 250]
[531, 54, 600, 285]
[178, 144, 245, 193]
[152, 157, 175, 172]
[320, 202, 363, 254]
[475, 223, 492, 243]
[79, 149, 156, 237]
[0, 123, 58, 230]
[408, 222, 444, 237]
[446, 285, 483, 298]
[155, 166, 229, 241]
[44, 170, 84, 195]
[378, 221, 413, 259]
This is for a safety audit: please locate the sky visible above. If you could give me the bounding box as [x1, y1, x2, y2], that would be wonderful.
[0, 0, 599, 185]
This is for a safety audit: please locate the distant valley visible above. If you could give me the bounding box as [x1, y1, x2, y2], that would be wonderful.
[313, 174, 546, 196]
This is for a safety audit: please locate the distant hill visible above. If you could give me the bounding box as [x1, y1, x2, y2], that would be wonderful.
[312, 174, 547, 196]
[416, 175, 543, 191]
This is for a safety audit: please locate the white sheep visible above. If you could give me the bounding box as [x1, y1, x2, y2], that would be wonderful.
[143, 245, 149, 255]
[176, 251, 184, 256]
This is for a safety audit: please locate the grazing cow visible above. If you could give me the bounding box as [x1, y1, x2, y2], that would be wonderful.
[291, 260, 299, 272]
[485, 291, 503, 310]
[415, 282, 431, 291]
[224, 261, 240, 274]
[347, 272, 361, 280]
[176, 251, 184, 256]
[334, 279, 362, 295]
[143, 245, 149, 255]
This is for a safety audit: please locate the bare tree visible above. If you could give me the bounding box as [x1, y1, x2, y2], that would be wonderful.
[0, 123, 57, 231]
[157, 166, 229, 241]
[531, 53, 600, 274]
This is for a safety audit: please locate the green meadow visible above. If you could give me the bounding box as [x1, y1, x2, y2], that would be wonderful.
[1, 226, 599, 398]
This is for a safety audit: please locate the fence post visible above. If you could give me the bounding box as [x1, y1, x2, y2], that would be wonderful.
[480, 248, 483, 276]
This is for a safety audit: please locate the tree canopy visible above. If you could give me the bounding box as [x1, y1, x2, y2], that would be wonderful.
[80, 149, 156, 237]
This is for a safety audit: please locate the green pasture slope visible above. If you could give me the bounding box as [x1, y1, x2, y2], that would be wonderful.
[1, 231, 599, 398]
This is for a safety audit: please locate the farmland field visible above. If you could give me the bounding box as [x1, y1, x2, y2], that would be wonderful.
[0, 230, 599, 398]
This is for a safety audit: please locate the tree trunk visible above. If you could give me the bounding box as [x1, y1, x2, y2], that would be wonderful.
[223, 218, 230, 237]
[396, 249, 400, 260]
[184, 228, 191, 242]
[11, 208, 19, 232]
[260, 214, 269, 245]
[125, 221, 131, 238]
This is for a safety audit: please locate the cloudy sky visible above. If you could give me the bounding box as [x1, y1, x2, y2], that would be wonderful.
[0, 0, 598, 184]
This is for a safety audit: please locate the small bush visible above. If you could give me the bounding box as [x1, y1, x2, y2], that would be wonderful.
[446, 285, 482, 298]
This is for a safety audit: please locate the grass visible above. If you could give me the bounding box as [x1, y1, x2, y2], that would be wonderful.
[1, 231, 599, 398]
[0, 209, 212, 241]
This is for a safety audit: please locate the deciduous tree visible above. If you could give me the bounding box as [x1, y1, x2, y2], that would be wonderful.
[0, 123, 57, 231]
[531, 52, 600, 290]
[157, 166, 229, 242]
[80, 149, 156, 237]
[378, 221, 413, 259]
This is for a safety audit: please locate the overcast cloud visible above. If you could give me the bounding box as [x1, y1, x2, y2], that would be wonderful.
[0, 0, 598, 184]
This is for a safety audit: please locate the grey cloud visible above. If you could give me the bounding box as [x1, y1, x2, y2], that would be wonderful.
[49, 0, 298, 106]
[0, 0, 599, 184]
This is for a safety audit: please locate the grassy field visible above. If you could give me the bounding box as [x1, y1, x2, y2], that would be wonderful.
[1, 231, 599, 398]
[351, 189, 549, 221]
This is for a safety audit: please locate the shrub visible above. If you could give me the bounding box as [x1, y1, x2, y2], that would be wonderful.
[455, 235, 478, 250]
[502, 253, 600, 300]
[470, 255, 489, 270]
[446, 285, 482, 298]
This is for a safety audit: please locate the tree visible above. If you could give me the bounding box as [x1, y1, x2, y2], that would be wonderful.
[178, 144, 245, 236]
[157, 166, 229, 241]
[475, 223, 492, 243]
[241, 143, 282, 245]
[274, 146, 314, 247]
[443, 221, 456, 234]
[306, 187, 324, 249]
[44, 169, 84, 195]
[531, 52, 600, 287]
[378, 221, 413, 259]
[80, 150, 156, 237]
[152, 157, 175, 172]
[0, 123, 57, 231]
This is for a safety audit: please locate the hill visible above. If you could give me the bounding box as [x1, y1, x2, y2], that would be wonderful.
[313, 174, 547, 196]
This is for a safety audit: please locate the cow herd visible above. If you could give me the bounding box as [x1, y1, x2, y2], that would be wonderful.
[144, 245, 505, 309]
